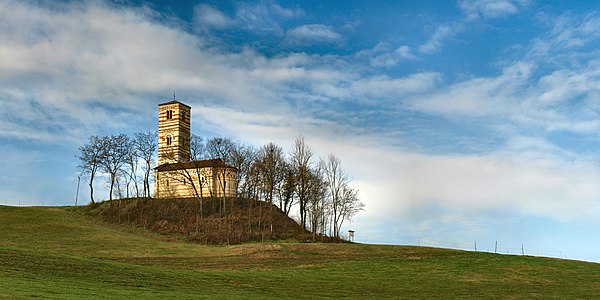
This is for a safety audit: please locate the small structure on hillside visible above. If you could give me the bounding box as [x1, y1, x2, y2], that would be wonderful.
[348, 230, 355, 242]
[153, 100, 237, 198]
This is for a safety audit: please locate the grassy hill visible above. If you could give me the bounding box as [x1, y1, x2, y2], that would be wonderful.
[1, 205, 600, 299]
[83, 197, 310, 244]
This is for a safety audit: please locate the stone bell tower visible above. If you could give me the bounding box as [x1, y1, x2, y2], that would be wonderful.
[157, 100, 191, 166]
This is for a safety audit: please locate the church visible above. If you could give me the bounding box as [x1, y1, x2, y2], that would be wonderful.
[153, 100, 238, 198]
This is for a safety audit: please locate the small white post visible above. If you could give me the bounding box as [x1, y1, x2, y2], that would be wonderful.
[75, 176, 81, 206]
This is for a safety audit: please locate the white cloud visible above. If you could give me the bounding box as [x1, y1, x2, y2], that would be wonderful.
[349, 72, 441, 100]
[529, 13, 600, 60]
[193, 4, 233, 29]
[409, 62, 533, 117]
[342, 139, 600, 224]
[459, 0, 529, 20]
[2, 0, 598, 148]
[192, 2, 303, 35]
[192, 105, 298, 143]
[234, 2, 285, 35]
[0, 1, 321, 141]
[419, 0, 528, 54]
[8, 0, 594, 149]
[366, 45, 416, 68]
[553, 14, 600, 48]
[537, 66, 600, 105]
[269, 2, 303, 18]
[0, 0, 376, 143]
[419, 24, 462, 54]
[406, 55, 600, 135]
[286, 24, 343, 45]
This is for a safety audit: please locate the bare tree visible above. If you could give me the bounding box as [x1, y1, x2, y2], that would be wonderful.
[257, 142, 285, 207]
[77, 135, 107, 204]
[255, 142, 285, 234]
[122, 146, 139, 198]
[114, 171, 126, 199]
[334, 184, 364, 237]
[206, 137, 235, 164]
[230, 143, 256, 198]
[291, 135, 313, 230]
[206, 137, 238, 240]
[190, 134, 205, 160]
[322, 154, 350, 237]
[101, 134, 130, 201]
[307, 164, 328, 240]
[276, 161, 296, 216]
[133, 131, 156, 198]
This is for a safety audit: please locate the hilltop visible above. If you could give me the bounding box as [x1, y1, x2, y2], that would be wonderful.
[83, 197, 313, 244]
[1, 205, 600, 299]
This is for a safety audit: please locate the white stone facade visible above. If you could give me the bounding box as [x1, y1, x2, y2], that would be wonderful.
[153, 100, 237, 198]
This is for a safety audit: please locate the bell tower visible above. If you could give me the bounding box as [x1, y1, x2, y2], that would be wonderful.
[157, 100, 191, 166]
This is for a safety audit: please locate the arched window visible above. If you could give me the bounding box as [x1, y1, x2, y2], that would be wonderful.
[166, 135, 172, 146]
[166, 110, 173, 119]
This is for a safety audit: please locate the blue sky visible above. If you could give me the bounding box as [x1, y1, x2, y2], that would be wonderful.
[3, 0, 600, 262]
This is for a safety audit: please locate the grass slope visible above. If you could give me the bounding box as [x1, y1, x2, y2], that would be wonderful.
[84, 198, 308, 244]
[1, 205, 600, 299]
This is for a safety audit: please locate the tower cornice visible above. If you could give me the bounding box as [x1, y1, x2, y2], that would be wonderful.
[158, 100, 191, 109]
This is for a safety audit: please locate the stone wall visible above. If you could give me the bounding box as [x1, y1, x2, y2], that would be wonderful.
[154, 166, 237, 198]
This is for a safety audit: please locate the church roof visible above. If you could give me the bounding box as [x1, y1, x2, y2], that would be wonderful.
[155, 158, 236, 172]
[158, 100, 191, 108]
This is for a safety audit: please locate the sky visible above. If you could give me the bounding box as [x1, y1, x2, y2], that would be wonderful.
[2, 0, 600, 262]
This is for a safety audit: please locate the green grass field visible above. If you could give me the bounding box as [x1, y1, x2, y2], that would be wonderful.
[1, 205, 599, 299]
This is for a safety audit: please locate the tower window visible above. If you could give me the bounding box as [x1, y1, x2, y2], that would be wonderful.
[166, 136, 172, 146]
[166, 110, 173, 119]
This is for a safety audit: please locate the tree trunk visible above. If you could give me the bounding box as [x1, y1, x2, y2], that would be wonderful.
[144, 165, 151, 197]
[109, 174, 115, 201]
[89, 180, 95, 203]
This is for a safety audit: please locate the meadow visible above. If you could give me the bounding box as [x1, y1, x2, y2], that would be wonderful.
[1, 205, 599, 299]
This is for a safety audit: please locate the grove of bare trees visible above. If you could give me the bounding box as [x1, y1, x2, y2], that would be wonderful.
[78, 133, 364, 239]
